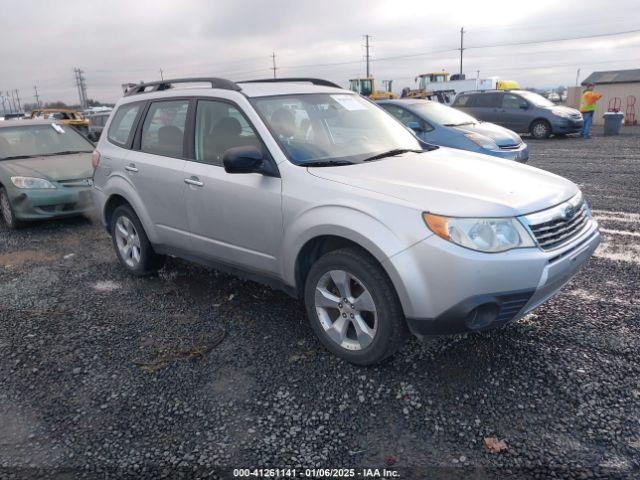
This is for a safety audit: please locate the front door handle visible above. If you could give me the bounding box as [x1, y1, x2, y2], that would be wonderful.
[184, 176, 204, 187]
[125, 164, 138, 173]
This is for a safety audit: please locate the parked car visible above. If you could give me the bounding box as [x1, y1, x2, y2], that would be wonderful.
[1, 112, 26, 121]
[0, 120, 94, 229]
[29, 108, 89, 134]
[92, 77, 600, 365]
[452, 90, 583, 139]
[378, 99, 528, 162]
[87, 111, 111, 141]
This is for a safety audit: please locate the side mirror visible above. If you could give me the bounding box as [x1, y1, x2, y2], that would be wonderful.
[407, 121, 424, 133]
[223, 146, 275, 176]
[519, 103, 529, 110]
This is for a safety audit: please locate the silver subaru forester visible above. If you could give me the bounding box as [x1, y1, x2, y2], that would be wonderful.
[91, 77, 600, 365]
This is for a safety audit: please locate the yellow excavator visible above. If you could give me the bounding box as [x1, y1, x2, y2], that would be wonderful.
[349, 77, 398, 100]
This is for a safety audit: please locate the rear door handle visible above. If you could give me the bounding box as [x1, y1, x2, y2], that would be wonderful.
[184, 176, 204, 187]
[125, 164, 138, 173]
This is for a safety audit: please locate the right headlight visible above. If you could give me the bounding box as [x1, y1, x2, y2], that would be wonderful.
[423, 213, 535, 253]
[464, 132, 499, 151]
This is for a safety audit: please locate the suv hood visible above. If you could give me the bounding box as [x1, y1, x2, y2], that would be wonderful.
[1, 153, 92, 181]
[308, 148, 578, 217]
[547, 105, 582, 116]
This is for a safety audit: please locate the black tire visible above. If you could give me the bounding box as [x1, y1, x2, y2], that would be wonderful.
[304, 247, 408, 366]
[530, 119, 551, 139]
[110, 204, 165, 276]
[0, 186, 21, 230]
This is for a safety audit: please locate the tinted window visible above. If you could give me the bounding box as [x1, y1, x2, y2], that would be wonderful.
[108, 103, 141, 147]
[140, 100, 188, 158]
[503, 94, 528, 109]
[452, 94, 471, 106]
[195, 100, 261, 166]
[474, 93, 502, 108]
[381, 105, 433, 131]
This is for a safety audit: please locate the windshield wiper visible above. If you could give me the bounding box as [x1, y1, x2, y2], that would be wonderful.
[43, 150, 93, 156]
[300, 160, 354, 167]
[362, 148, 422, 162]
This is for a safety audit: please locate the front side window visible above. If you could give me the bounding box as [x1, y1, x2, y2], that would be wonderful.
[503, 94, 528, 110]
[140, 100, 189, 158]
[252, 93, 422, 165]
[0, 124, 94, 160]
[195, 100, 262, 166]
[108, 103, 141, 147]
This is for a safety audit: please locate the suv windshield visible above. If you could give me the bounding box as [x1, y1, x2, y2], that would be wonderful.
[411, 102, 477, 126]
[516, 91, 554, 107]
[0, 124, 93, 160]
[252, 93, 422, 165]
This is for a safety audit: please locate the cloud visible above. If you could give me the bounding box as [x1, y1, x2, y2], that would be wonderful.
[1, 0, 639, 105]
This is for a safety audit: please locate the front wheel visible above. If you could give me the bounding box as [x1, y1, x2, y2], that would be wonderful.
[530, 120, 551, 139]
[110, 204, 165, 276]
[0, 187, 21, 229]
[304, 248, 408, 365]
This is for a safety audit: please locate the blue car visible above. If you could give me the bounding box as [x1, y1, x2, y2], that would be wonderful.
[378, 99, 529, 163]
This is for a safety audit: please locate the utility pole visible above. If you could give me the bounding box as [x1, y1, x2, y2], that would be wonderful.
[270, 52, 278, 79]
[364, 34, 371, 78]
[74, 68, 88, 109]
[575, 68, 581, 86]
[34, 86, 41, 107]
[159, 68, 164, 81]
[459, 27, 465, 76]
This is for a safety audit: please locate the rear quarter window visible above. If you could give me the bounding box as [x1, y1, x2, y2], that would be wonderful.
[107, 103, 141, 147]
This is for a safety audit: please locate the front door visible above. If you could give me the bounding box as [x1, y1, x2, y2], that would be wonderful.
[183, 99, 283, 275]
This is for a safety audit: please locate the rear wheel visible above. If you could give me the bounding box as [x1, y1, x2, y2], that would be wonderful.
[530, 120, 551, 139]
[304, 247, 408, 365]
[110, 204, 165, 276]
[0, 187, 21, 230]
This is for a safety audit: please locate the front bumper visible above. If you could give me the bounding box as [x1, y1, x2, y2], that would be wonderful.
[485, 143, 529, 163]
[551, 118, 583, 134]
[9, 186, 94, 221]
[385, 219, 600, 335]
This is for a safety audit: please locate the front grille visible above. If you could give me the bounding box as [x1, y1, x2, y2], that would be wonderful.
[527, 200, 589, 250]
[498, 144, 521, 151]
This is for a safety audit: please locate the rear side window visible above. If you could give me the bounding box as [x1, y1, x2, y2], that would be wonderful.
[141, 100, 189, 158]
[473, 93, 502, 108]
[453, 94, 470, 106]
[108, 104, 141, 147]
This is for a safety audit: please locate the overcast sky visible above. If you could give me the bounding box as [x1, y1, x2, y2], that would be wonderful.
[1, 0, 639, 106]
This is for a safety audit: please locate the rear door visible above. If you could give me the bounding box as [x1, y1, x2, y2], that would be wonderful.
[125, 99, 191, 248]
[498, 93, 530, 132]
[470, 92, 503, 122]
[182, 98, 283, 275]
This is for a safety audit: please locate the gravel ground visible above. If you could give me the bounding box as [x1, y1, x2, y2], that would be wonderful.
[0, 132, 638, 479]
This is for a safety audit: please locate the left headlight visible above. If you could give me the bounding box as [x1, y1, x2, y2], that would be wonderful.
[423, 213, 535, 253]
[11, 176, 56, 189]
[551, 109, 572, 118]
[465, 132, 499, 151]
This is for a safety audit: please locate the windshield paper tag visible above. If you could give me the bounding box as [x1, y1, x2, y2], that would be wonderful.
[331, 94, 367, 111]
[51, 123, 65, 134]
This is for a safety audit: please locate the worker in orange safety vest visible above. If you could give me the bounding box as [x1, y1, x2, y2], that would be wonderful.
[580, 83, 603, 139]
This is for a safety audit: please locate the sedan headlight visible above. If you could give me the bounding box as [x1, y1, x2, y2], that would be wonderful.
[464, 132, 499, 151]
[11, 176, 56, 189]
[423, 213, 535, 252]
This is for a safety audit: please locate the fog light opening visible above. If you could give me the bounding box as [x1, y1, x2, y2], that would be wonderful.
[465, 303, 500, 330]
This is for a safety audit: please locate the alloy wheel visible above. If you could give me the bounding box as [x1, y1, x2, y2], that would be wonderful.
[115, 215, 141, 268]
[314, 269, 378, 351]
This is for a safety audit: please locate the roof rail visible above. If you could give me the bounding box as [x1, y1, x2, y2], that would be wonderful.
[123, 77, 241, 96]
[238, 77, 342, 89]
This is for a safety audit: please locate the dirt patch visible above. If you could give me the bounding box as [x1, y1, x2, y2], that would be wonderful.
[0, 249, 55, 268]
